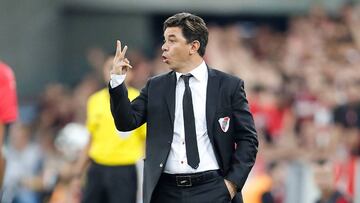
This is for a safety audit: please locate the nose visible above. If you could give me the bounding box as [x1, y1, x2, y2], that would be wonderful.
[162, 43, 168, 51]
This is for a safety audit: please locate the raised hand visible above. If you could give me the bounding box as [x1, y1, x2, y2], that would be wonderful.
[111, 40, 132, 75]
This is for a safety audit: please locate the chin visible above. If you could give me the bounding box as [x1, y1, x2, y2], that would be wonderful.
[163, 61, 173, 68]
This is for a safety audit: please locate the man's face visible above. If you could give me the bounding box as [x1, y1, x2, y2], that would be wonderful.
[313, 164, 334, 192]
[103, 56, 114, 83]
[161, 27, 192, 71]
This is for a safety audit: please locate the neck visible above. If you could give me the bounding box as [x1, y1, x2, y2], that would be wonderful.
[321, 189, 334, 200]
[176, 55, 203, 73]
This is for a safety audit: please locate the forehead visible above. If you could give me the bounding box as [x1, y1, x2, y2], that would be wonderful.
[163, 27, 184, 38]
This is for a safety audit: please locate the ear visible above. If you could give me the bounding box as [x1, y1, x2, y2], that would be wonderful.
[189, 40, 200, 55]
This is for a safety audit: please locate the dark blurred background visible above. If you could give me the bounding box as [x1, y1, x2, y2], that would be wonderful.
[0, 0, 355, 98]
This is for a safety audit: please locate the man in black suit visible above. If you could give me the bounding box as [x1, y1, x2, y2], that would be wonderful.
[109, 12, 258, 203]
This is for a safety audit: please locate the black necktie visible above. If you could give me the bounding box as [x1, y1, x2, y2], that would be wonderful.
[181, 74, 200, 169]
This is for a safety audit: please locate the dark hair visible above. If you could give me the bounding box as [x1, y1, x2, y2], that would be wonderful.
[163, 12, 208, 57]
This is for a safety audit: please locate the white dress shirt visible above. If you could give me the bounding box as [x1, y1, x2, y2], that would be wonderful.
[110, 61, 219, 174]
[164, 61, 219, 174]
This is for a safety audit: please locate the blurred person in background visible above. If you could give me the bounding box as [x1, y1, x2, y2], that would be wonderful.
[0, 61, 18, 188]
[1, 123, 42, 203]
[109, 12, 258, 203]
[313, 159, 350, 203]
[242, 161, 285, 203]
[125, 50, 151, 90]
[72, 54, 146, 203]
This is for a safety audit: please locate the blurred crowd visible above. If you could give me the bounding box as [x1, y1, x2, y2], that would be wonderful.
[2, 4, 360, 203]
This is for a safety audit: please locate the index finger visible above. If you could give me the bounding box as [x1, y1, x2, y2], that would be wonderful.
[121, 45, 128, 58]
[115, 40, 122, 59]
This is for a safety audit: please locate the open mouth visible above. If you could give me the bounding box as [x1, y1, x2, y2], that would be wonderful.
[162, 55, 168, 63]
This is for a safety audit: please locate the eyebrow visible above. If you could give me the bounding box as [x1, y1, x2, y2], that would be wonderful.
[165, 34, 176, 39]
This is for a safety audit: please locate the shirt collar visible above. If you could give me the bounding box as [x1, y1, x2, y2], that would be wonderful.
[175, 60, 207, 83]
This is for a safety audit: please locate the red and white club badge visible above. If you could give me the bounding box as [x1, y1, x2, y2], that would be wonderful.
[218, 116, 230, 132]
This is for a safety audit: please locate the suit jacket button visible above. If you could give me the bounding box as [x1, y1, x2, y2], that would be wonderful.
[159, 163, 163, 168]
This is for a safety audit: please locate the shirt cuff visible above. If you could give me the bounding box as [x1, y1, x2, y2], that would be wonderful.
[110, 74, 126, 88]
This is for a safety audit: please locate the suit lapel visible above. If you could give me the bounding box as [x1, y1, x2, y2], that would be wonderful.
[165, 71, 176, 126]
[206, 67, 219, 144]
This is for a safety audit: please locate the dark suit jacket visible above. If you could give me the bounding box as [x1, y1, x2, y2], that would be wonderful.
[109, 67, 258, 203]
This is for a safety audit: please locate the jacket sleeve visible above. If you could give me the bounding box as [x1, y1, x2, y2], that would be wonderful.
[225, 79, 258, 191]
[109, 81, 149, 131]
